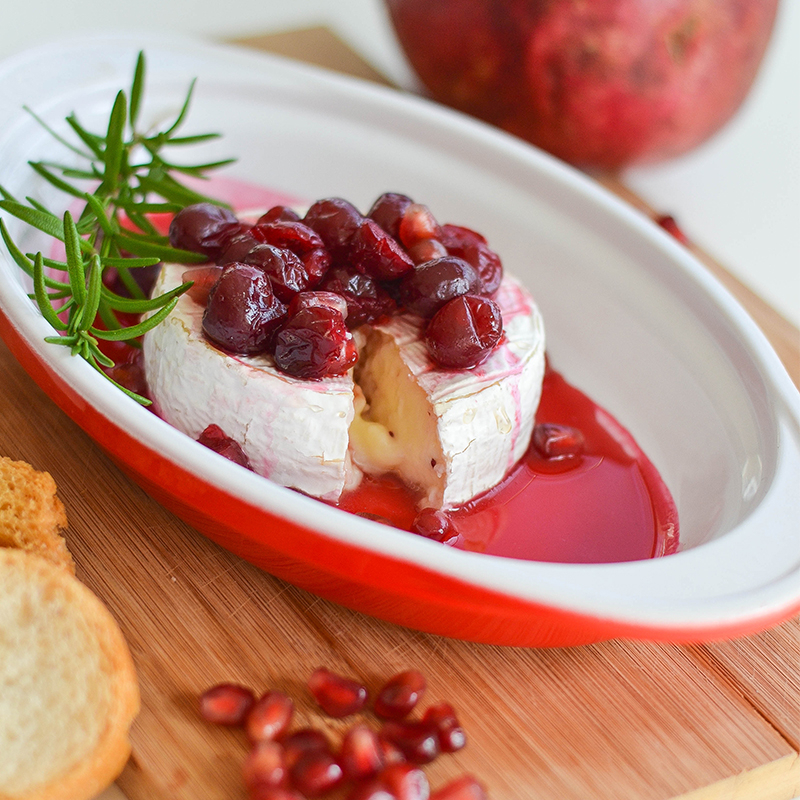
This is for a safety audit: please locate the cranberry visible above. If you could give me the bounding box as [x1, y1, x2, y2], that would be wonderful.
[202, 263, 287, 354]
[429, 776, 487, 800]
[320, 266, 397, 328]
[425, 295, 502, 369]
[273, 306, 358, 379]
[302, 247, 333, 286]
[104, 351, 149, 399]
[398, 203, 440, 248]
[103, 261, 161, 298]
[183, 265, 223, 306]
[379, 720, 439, 765]
[197, 424, 252, 470]
[288, 291, 349, 320]
[368, 192, 413, 239]
[198, 683, 256, 726]
[218, 229, 260, 265]
[350, 218, 415, 281]
[532, 423, 585, 460]
[304, 198, 363, 259]
[241, 244, 309, 302]
[282, 729, 333, 770]
[375, 670, 427, 719]
[412, 509, 457, 545]
[246, 690, 294, 742]
[168, 203, 240, 259]
[407, 238, 448, 265]
[252, 220, 325, 257]
[381, 762, 431, 800]
[257, 205, 302, 224]
[422, 703, 466, 753]
[243, 740, 287, 790]
[398, 256, 481, 318]
[308, 667, 368, 717]
[290, 750, 344, 797]
[439, 225, 502, 295]
[339, 723, 385, 780]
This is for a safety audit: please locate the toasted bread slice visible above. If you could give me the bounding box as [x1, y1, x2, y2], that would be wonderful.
[0, 549, 140, 800]
[0, 456, 73, 572]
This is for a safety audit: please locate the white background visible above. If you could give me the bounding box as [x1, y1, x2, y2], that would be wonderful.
[0, 3, 796, 799]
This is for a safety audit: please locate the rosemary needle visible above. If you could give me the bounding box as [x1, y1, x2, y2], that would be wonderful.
[0, 50, 234, 405]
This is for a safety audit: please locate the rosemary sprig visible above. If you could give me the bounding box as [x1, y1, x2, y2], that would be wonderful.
[0, 51, 234, 404]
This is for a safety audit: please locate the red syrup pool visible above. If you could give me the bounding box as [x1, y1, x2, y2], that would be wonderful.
[338, 366, 679, 564]
[97, 180, 679, 565]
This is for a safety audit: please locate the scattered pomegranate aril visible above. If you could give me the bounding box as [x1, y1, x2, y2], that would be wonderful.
[304, 198, 364, 259]
[375, 670, 427, 719]
[282, 728, 333, 770]
[246, 690, 295, 742]
[398, 203, 441, 248]
[198, 682, 256, 726]
[197, 424, 252, 470]
[308, 667, 369, 718]
[250, 787, 307, 800]
[273, 306, 358, 380]
[339, 723, 385, 781]
[350, 218, 415, 281]
[290, 749, 344, 797]
[381, 762, 431, 800]
[202, 263, 287, 354]
[183, 266, 223, 306]
[412, 509, 458, 545]
[532, 423, 585, 460]
[399, 256, 481, 319]
[168, 202, 240, 260]
[425, 295, 503, 369]
[368, 192, 413, 239]
[379, 720, 440, 765]
[421, 703, 466, 753]
[346, 778, 397, 800]
[243, 740, 288, 790]
[378, 737, 407, 767]
[429, 775, 487, 800]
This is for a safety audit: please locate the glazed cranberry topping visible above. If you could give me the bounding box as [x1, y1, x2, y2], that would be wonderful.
[258, 205, 302, 224]
[368, 192, 413, 239]
[407, 238, 448, 265]
[304, 198, 363, 259]
[399, 256, 481, 319]
[241, 244, 310, 302]
[198, 683, 255, 726]
[398, 203, 441, 248]
[412, 509, 457, 545]
[202, 263, 287, 354]
[184, 266, 223, 306]
[350, 218, 415, 281]
[320, 266, 397, 328]
[375, 670, 427, 719]
[197, 424, 252, 470]
[273, 306, 357, 380]
[308, 667, 369, 717]
[218, 228, 259, 265]
[252, 220, 326, 257]
[168, 202, 240, 259]
[288, 291, 349, 320]
[439, 225, 502, 296]
[425, 295, 503, 369]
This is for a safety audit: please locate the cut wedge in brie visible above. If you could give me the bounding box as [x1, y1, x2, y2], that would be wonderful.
[143, 264, 545, 509]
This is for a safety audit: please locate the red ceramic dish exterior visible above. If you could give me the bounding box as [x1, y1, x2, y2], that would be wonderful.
[3, 309, 797, 647]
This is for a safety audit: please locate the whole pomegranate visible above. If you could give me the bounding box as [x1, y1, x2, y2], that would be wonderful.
[385, 0, 779, 169]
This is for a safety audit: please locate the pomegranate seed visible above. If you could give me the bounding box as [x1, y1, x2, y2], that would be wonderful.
[655, 214, 690, 245]
[246, 690, 294, 742]
[243, 740, 287, 790]
[241, 244, 310, 302]
[340, 723, 385, 780]
[368, 192, 413, 239]
[308, 667, 369, 717]
[379, 720, 439, 765]
[274, 306, 358, 380]
[407, 238, 448, 265]
[375, 670, 427, 719]
[429, 776, 487, 800]
[425, 295, 502, 369]
[169, 202, 240, 259]
[197, 425, 252, 470]
[399, 203, 440, 248]
[378, 737, 407, 767]
[412, 509, 458, 545]
[282, 728, 332, 770]
[320, 266, 396, 328]
[183, 266, 223, 306]
[198, 683, 255, 726]
[532, 423, 585, 460]
[250, 788, 306, 800]
[202, 263, 287, 354]
[347, 778, 397, 800]
[398, 256, 481, 318]
[350, 218, 415, 281]
[381, 762, 430, 800]
[422, 703, 466, 753]
[257, 205, 302, 224]
[288, 291, 349, 320]
[290, 749, 344, 797]
[304, 197, 363, 259]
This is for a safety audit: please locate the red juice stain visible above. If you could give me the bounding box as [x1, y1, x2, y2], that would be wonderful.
[339, 367, 679, 564]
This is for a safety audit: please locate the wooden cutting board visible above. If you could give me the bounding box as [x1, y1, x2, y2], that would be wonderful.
[2, 27, 799, 800]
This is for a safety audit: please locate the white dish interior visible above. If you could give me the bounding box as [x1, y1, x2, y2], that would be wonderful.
[1, 33, 798, 634]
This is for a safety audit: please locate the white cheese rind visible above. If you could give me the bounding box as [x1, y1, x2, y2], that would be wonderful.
[143, 263, 356, 502]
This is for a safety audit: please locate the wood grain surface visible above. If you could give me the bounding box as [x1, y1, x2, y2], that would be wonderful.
[2, 26, 798, 800]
